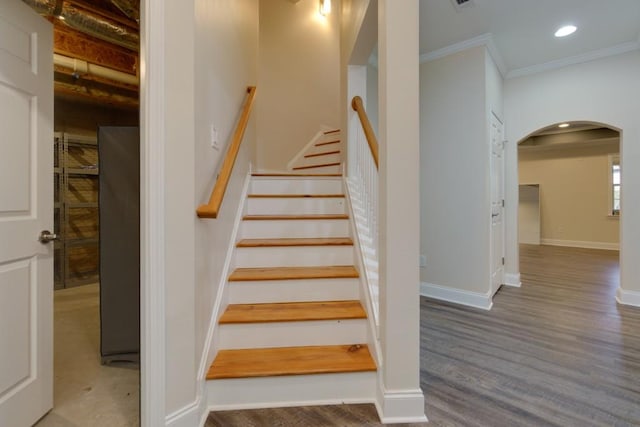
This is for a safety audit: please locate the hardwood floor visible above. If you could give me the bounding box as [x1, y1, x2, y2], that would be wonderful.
[423, 244, 639, 427]
[206, 245, 640, 426]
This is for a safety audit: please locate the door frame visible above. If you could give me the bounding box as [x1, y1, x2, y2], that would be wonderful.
[490, 111, 506, 297]
[140, 1, 166, 426]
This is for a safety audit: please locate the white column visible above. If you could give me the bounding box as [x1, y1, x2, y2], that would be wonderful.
[376, 0, 427, 422]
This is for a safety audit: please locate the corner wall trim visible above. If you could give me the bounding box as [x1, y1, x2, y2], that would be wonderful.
[540, 239, 619, 251]
[375, 384, 427, 424]
[420, 282, 493, 310]
[140, 0, 166, 425]
[504, 273, 521, 288]
[165, 397, 201, 427]
[616, 288, 640, 307]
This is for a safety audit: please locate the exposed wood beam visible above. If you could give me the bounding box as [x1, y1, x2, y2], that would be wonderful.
[53, 21, 138, 75]
[66, 0, 138, 30]
[55, 81, 138, 109]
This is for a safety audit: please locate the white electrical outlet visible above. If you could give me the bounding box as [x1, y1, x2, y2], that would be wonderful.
[420, 254, 426, 267]
[210, 125, 220, 150]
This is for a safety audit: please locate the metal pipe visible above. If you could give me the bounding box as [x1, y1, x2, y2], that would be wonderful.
[21, 0, 139, 51]
[54, 53, 139, 86]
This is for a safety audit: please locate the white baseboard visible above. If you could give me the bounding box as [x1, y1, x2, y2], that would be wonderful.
[540, 238, 619, 251]
[375, 384, 427, 424]
[616, 287, 640, 307]
[504, 272, 521, 287]
[286, 131, 324, 170]
[420, 282, 493, 310]
[165, 397, 201, 427]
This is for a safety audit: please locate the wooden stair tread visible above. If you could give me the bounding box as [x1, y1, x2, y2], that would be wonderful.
[251, 173, 342, 177]
[323, 129, 341, 135]
[293, 162, 341, 171]
[229, 265, 359, 281]
[315, 140, 341, 147]
[207, 344, 376, 379]
[243, 214, 348, 220]
[305, 150, 340, 158]
[219, 300, 367, 324]
[247, 194, 344, 198]
[237, 237, 353, 247]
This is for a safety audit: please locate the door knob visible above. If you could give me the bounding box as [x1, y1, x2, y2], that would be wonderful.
[39, 230, 59, 244]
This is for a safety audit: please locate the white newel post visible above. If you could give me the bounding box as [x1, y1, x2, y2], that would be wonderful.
[376, 0, 427, 423]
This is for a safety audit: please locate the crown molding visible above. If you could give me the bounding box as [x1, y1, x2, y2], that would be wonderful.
[506, 39, 640, 79]
[419, 33, 507, 77]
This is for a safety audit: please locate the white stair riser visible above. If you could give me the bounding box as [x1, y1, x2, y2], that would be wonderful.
[218, 319, 367, 350]
[292, 164, 341, 174]
[240, 219, 349, 239]
[234, 245, 353, 268]
[228, 278, 360, 304]
[246, 197, 346, 215]
[294, 153, 342, 169]
[250, 179, 343, 195]
[207, 371, 376, 410]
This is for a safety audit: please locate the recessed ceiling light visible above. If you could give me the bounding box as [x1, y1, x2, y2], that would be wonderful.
[555, 25, 577, 38]
[558, 123, 570, 128]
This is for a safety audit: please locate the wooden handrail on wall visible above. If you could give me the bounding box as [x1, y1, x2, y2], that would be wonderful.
[351, 96, 379, 169]
[197, 86, 257, 219]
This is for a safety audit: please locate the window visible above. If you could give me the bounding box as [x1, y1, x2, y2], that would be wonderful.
[610, 154, 620, 216]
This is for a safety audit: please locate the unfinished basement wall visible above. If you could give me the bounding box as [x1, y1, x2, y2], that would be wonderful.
[256, 0, 341, 172]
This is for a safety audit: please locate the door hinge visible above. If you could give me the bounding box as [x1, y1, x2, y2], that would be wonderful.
[502, 199, 505, 207]
[502, 257, 505, 265]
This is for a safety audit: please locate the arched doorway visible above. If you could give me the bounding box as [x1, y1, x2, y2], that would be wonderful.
[515, 121, 621, 301]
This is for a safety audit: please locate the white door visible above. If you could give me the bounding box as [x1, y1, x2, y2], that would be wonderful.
[490, 113, 505, 296]
[0, 1, 53, 426]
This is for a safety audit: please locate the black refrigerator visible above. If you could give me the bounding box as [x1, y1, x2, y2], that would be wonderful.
[98, 126, 140, 364]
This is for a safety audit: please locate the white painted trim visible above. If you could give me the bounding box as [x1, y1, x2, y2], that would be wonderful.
[208, 398, 375, 412]
[343, 177, 382, 363]
[420, 282, 493, 311]
[540, 239, 619, 251]
[506, 40, 640, 79]
[504, 272, 521, 288]
[139, 1, 165, 426]
[420, 33, 507, 77]
[616, 287, 640, 307]
[286, 131, 324, 170]
[200, 170, 251, 377]
[375, 384, 428, 424]
[165, 398, 200, 427]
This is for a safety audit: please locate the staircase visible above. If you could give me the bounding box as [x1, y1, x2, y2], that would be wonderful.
[206, 173, 378, 409]
[288, 129, 343, 174]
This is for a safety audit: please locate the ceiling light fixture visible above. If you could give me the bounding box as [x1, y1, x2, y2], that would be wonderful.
[319, 0, 331, 16]
[558, 123, 570, 128]
[555, 25, 577, 38]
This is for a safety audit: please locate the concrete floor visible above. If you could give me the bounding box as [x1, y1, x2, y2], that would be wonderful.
[35, 284, 139, 427]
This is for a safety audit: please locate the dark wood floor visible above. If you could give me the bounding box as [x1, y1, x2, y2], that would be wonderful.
[207, 245, 640, 426]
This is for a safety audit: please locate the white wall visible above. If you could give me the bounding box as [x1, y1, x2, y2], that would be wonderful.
[519, 144, 620, 248]
[366, 62, 379, 134]
[162, 0, 258, 420]
[256, 0, 341, 171]
[420, 46, 490, 295]
[504, 50, 640, 304]
[194, 0, 258, 378]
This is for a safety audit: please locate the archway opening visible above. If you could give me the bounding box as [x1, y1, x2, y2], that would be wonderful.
[517, 121, 621, 303]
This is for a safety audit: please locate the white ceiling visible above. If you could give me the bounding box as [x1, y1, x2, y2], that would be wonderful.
[419, 0, 640, 75]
